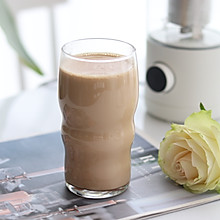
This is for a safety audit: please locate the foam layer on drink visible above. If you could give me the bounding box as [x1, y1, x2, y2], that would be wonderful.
[59, 53, 138, 191]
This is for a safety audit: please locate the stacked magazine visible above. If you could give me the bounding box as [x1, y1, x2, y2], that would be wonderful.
[0, 131, 220, 219]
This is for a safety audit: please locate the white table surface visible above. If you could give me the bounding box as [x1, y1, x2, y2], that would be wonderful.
[0, 81, 219, 220]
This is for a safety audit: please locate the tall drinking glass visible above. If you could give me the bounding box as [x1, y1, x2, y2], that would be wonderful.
[58, 38, 139, 199]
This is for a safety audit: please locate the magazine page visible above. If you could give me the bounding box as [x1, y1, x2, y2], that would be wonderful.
[0, 131, 219, 219]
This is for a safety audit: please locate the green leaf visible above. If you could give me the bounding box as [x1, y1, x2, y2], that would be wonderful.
[0, 0, 44, 75]
[200, 103, 206, 111]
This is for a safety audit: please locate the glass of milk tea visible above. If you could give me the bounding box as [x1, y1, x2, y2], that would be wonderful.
[58, 38, 139, 199]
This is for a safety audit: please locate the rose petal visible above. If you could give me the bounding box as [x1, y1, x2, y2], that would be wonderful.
[191, 151, 207, 184]
[185, 110, 220, 139]
[171, 147, 189, 182]
[178, 152, 198, 180]
[184, 129, 210, 152]
[159, 134, 189, 183]
[212, 125, 220, 149]
[205, 161, 220, 189]
[173, 133, 208, 184]
[185, 131, 215, 176]
[202, 135, 220, 168]
[185, 138, 206, 162]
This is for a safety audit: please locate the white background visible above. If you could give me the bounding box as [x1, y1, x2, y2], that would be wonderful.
[0, 0, 149, 99]
[0, 0, 220, 99]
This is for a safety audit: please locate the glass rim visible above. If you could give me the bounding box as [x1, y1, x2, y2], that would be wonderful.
[61, 38, 136, 63]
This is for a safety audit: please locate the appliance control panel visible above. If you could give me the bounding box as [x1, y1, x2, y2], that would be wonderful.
[146, 63, 175, 93]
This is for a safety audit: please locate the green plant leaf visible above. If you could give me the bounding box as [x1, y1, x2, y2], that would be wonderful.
[0, 0, 44, 75]
[200, 103, 206, 111]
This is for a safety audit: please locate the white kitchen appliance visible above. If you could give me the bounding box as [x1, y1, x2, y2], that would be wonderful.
[146, 0, 220, 122]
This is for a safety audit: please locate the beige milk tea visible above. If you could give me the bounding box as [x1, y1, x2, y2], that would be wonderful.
[59, 53, 138, 191]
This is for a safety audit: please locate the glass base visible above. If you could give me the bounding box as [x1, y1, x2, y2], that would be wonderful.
[66, 182, 129, 199]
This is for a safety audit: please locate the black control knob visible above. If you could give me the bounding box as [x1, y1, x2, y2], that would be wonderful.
[146, 63, 175, 93]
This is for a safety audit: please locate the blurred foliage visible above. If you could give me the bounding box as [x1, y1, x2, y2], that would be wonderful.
[0, 0, 43, 75]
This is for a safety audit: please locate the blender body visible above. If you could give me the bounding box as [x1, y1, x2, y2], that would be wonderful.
[146, 0, 220, 122]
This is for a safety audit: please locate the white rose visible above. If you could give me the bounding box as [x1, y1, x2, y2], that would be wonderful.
[158, 107, 220, 193]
